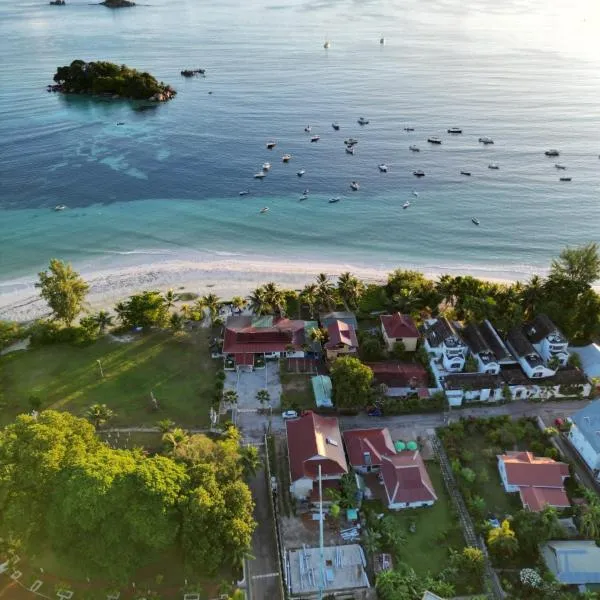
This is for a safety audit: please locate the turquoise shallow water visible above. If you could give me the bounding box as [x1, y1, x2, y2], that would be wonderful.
[1, 0, 600, 282]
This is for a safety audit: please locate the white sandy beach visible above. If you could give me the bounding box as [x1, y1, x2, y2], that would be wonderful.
[0, 254, 536, 323]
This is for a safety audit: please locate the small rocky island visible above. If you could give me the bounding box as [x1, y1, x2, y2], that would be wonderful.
[100, 0, 135, 7]
[48, 60, 176, 102]
[49, 0, 66, 5]
[181, 68, 205, 78]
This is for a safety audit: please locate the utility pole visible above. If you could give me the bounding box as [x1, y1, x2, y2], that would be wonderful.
[96, 359, 104, 378]
[318, 464, 325, 600]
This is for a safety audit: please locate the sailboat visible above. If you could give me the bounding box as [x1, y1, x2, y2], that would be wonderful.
[323, 39, 331, 49]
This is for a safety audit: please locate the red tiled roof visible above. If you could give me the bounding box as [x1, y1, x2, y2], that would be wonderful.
[520, 487, 571, 512]
[342, 428, 396, 468]
[325, 320, 358, 349]
[380, 313, 419, 339]
[234, 353, 254, 366]
[285, 412, 348, 483]
[499, 451, 569, 487]
[366, 362, 429, 388]
[381, 451, 437, 505]
[223, 315, 306, 354]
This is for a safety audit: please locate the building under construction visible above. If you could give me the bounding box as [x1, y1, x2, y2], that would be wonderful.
[285, 543, 370, 597]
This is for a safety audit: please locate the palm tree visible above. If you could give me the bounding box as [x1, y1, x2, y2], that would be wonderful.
[436, 274, 456, 307]
[520, 275, 545, 319]
[300, 283, 318, 318]
[114, 301, 128, 324]
[362, 528, 382, 556]
[169, 312, 185, 331]
[223, 389, 239, 404]
[163, 288, 177, 311]
[201, 293, 221, 324]
[231, 296, 246, 314]
[240, 445, 261, 477]
[580, 501, 600, 539]
[91, 310, 113, 333]
[247, 286, 269, 316]
[315, 273, 336, 311]
[337, 272, 365, 310]
[256, 389, 271, 406]
[263, 282, 285, 315]
[156, 418, 175, 433]
[162, 427, 189, 453]
[180, 303, 191, 319]
[85, 403, 115, 429]
[389, 288, 422, 315]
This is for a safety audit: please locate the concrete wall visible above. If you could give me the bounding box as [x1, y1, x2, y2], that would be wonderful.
[388, 499, 435, 510]
[382, 327, 418, 352]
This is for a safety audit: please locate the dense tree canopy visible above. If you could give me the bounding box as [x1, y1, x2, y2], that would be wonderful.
[115, 290, 169, 329]
[330, 356, 374, 408]
[36, 259, 89, 326]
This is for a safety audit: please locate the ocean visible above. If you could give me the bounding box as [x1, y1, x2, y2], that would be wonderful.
[1, 0, 600, 307]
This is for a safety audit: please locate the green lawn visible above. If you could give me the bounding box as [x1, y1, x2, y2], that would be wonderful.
[280, 376, 315, 411]
[0, 331, 218, 428]
[366, 462, 464, 577]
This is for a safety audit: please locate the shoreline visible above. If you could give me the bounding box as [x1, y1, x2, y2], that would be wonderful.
[0, 255, 532, 323]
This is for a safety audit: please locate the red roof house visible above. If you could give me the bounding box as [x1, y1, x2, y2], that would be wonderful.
[342, 428, 396, 473]
[324, 319, 359, 360]
[367, 362, 429, 391]
[380, 313, 420, 351]
[223, 315, 307, 368]
[286, 412, 348, 501]
[380, 451, 437, 509]
[497, 451, 570, 511]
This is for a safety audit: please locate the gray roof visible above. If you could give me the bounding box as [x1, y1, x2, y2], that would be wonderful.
[425, 317, 462, 348]
[525, 314, 566, 344]
[571, 400, 600, 453]
[480, 319, 512, 362]
[444, 372, 503, 391]
[461, 323, 490, 355]
[542, 540, 600, 585]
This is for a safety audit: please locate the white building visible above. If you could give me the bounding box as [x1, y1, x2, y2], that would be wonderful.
[423, 317, 467, 372]
[461, 322, 501, 374]
[506, 327, 556, 379]
[525, 314, 570, 367]
[568, 400, 600, 481]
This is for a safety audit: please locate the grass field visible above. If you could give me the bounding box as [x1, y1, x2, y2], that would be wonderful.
[366, 462, 464, 577]
[0, 331, 218, 428]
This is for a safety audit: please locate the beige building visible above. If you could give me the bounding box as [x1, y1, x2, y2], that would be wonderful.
[380, 313, 419, 352]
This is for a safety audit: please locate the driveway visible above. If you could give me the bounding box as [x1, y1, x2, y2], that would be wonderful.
[246, 467, 283, 600]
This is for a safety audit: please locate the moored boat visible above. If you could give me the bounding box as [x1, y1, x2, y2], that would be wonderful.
[357, 117, 369, 125]
[346, 147, 355, 155]
[378, 164, 388, 172]
[460, 170, 471, 176]
[262, 162, 271, 171]
[488, 163, 499, 170]
[239, 190, 250, 196]
[559, 177, 572, 182]
[260, 207, 269, 213]
[409, 145, 420, 152]
[413, 170, 425, 177]
[427, 136, 442, 144]
[545, 149, 560, 157]
[282, 154, 292, 162]
[472, 217, 480, 225]
[447, 127, 462, 134]
[329, 197, 341, 203]
[478, 137, 494, 144]
[350, 181, 360, 191]
[53, 204, 67, 211]
[310, 135, 320, 142]
[297, 169, 305, 177]
[332, 123, 340, 130]
[403, 201, 410, 209]
[254, 172, 266, 179]
[266, 141, 276, 149]
[555, 164, 567, 170]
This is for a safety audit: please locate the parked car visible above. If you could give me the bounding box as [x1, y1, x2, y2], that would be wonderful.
[282, 410, 298, 420]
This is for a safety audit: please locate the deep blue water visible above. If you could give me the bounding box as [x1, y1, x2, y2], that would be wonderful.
[1, 0, 600, 282]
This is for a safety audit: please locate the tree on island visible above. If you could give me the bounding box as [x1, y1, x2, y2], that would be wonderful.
[36, 259, 88, 326]
[330, 356, 373, 409]
[52, 60, 175, 102]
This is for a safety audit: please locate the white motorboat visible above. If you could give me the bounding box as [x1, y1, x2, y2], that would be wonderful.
[303, 188, 309, 195]
[555, 164, 567, 170]
[427, 136, 442, 144]
[310, 135, 320, 142]
[254, 172, 266, 179]
[297, 169, 305, 177]
[460, 171, 471, 176]
[332, 123, 340, 130]
[350, 181, 360, 191]
[344, 138, 358, 146]
[262, 162, 271, 171]
[559, 177, 572, 182]
[266, 141, 276, 149]
[478, 137, 494, 144]
[472, 217, 480, 225]
[545, 149, 560, 157]
[413, 170, 425, 177]
[404, 127, 415, 132]
[378, 164, 388, 172]
[357, 117, 369, 125]
[346, 147, 355, 155]
[403, 201, 410, 209]
[53, 204, 67, 211]
[299, 195, 308, 201]
[447, 127, 462, 134]
[412, 190, 419, 197]
[409, 145, 420, 152]
[282, 154, 292, 162]
[488, 163, 499, 170]
[260, 207, 269, 213]
[329, 197, 341, 203]
[324, 40, 331, 49]
[304, 125, 311, 133]
[239, 190, 250, 196]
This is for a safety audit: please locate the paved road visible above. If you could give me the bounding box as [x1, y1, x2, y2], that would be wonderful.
[245, 468, 283, 600]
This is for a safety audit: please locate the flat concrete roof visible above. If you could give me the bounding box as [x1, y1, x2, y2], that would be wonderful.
[286, 544, 369, 596]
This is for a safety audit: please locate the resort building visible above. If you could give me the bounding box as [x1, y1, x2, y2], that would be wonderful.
[366, 361, 430, 397]
[443, 373, 503, 405]
[285, 412, 348, 502]
[568, 400, 600, 481]
[342, 427, 396, 474]
[380, 313, 419, 352]
[461, 323, 501, 374]
[320, 311, 358, 331]
[423, 317, 467, 372]
[223, 315, 318, 370]
[541, 541, 600, 586]
[324, 319, 359, 361]
[505, 327, 556, 379]
[524, 314, 570, 367]
[497, 451, 570, 512]
[380, 451, 437, 510]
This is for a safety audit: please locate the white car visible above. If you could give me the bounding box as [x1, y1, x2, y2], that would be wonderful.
[282, 410, 298, 420]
